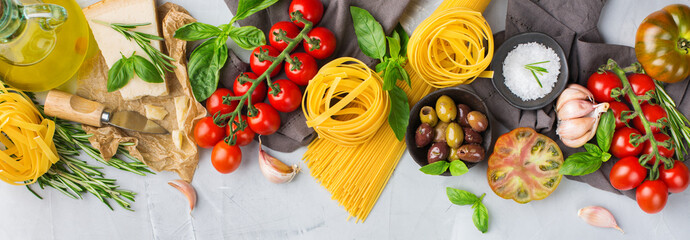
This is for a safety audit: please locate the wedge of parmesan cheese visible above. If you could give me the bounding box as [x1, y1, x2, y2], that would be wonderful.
[174, 96, 190, 129]
[171, 130, 183, 149]
[144, 104, 168, 120]
[83, 0, 168, 100]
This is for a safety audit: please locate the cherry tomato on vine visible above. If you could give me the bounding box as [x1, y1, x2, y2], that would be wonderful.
[608, 101, 630, 129]
[642, 133, 674, 166]
[250, 45, 283, 77]
[628, 73, 656, 102]
[269, 21, 300, 52]
[289, 0, 324, 28]
[660, 160, 689, 193]
[248, 103, 281, 135]
[226, 115, 255, 147]
[632, 103, 667, 134]
[611, 127, 643, 158]
[206, 88, 238, 116]
[587, 71, 622, 102]
[609, 156, 647, 190]
[233, 72, 267, 105]
[268, 79, 302, 112]
[193, 117, 226, 149]
[285, 52, 318, 86]
[636, 179, 668, 214]
[211, 141, 242, 174]
[303, 27, 336, 59]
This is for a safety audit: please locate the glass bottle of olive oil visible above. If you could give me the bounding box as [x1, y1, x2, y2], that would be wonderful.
[0, 0, 95, 92]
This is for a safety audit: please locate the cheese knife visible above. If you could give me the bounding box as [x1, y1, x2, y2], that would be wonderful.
[44, 90, 168, 134]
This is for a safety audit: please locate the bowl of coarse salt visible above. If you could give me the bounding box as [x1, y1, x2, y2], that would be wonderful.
[490, 32, 568, 110]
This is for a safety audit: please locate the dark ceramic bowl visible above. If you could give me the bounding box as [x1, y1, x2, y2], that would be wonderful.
[490, 32, 569, 110]
[405, 86, 493, 176]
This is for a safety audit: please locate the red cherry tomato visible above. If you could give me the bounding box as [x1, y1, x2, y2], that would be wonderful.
[193, 117, 227, 148]
[211, 141, 242, 174]
[247, 103, 281, 135]
[628, 73, 656, 103]
[660, 160, 689, 193]
[636, 179, 668, 214]
[587, 71, 623, 102]
[632, 103, 668, 134]
[226, 115, 255, 147]
[285, 52, 318, 86]
[608, 101, 630, 129]
[303, 27, 336, 59]
[250, 45, 283, 77]
[268, 79, 302, 112]
[609, 156, 647, 190]
[289, 0, 324, 28]
[233, 72, 267, 105]
[206, 88, 238, 116]
[611, 127, 644, 158]
[642, 133, 675, 165]
[269, 21, 300, 51]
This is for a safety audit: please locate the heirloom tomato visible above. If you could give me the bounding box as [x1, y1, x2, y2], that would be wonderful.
[635, 4, 690, 83]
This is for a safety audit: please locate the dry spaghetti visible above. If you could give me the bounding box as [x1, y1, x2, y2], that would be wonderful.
[0, 84, 59, 185]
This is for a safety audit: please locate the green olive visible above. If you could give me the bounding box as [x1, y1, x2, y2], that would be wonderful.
[435, 95, 457, 122]
[445, 122, 464, 148]
[448, 147, 460, 161]
[419, 106, 438, 127]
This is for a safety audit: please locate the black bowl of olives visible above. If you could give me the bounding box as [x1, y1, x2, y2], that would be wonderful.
[406, 86, 492, 176]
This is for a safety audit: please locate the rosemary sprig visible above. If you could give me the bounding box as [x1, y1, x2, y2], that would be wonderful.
[524, 61, 549, 88]
[92, 20, 175, 75]
[654, 80, 690, 158]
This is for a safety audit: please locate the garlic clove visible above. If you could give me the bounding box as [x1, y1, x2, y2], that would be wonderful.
[556, 87, 592, 112]
[561, 128, 595, 148]
[168, 179, 197, 212]
[557, 99, 595, 121]
[557, 117, 596, 140]
[568, 84, 594, 101]
[259, 140, 299, 184]
[578, 206, 624, 233]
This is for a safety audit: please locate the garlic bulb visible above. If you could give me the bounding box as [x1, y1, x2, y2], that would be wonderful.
[556, 84, 609, 148]
[168, 179, 197, 212]
[259, 139, 299, 183]
[578, 206, 624, 233]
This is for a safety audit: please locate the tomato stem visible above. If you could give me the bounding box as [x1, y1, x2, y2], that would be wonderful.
[679, 38, 689, 54]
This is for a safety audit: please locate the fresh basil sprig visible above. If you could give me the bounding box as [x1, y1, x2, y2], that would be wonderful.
[174, 0, 275, 101]
[350, 6, 411, 141]
[107, 53, 164, 92]
[559, 109, 615, 176]
[419, 160, 469, 176]
[446, 188, 489, 233]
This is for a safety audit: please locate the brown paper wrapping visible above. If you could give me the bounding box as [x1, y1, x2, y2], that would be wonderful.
[77, 3, 206, 182]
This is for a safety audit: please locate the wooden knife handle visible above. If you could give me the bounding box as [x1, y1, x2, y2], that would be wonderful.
[44, 90, 105, 127]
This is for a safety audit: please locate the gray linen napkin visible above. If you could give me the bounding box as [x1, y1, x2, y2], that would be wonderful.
[471, 0, 690, 199]
[221, 0, 411, 152]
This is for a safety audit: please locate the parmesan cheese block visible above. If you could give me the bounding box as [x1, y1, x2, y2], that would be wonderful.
[83, 0, 168, 100]
[171, 130, 183, 149]
[144, 104, 168, 120]
[174, 95, 190, 129]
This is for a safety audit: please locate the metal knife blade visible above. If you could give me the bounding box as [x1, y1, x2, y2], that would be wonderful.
[108, 111, 168, 134]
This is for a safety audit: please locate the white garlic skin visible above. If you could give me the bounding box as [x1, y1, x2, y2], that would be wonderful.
[555, 84, 609, 148]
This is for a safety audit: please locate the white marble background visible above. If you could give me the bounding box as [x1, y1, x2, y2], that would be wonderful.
[1, 0, 689, 239]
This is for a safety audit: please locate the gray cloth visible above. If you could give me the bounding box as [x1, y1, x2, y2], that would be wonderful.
[470, 0, 690, 199]
[221, 0, 411, 152]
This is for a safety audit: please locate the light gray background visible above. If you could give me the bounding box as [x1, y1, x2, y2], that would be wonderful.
[1, 0, 689, 239]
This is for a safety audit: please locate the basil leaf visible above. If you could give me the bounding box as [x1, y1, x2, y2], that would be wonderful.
[228, 26, 266, 50]
[583, 143, 601, 155]
[350, 6, 386, 59]
[188, 38, 228, 101]
[446, 187, 479, 205]
[174, 22, 222, 41]
[394, 23, 409, 54]
[382, 61, 397, 90]
[601, 152, 612, 162]
[398, 62, 411, 87]
[472, 203, 489, 233]
[375, 60, 387, 73]
[130, 55, 164, 83]
[449, 160, 469, 176]
[107, 57, 134, 92]
[596, 109, 615, 152]
[386, 36, 400, 58]
[419, 161, 449, 175]
[232, 0, 279, 22]
[558, 152, 602, 176]
[388, 86, 410, 141]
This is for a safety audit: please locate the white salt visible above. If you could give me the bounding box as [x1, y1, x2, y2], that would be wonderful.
[502, 42, 561, 101]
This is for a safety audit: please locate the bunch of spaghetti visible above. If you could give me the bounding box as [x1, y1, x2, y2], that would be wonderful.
[0, 84, 59, 185]
[407, 0, 494, 88]
[303, 58, 433, 222]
